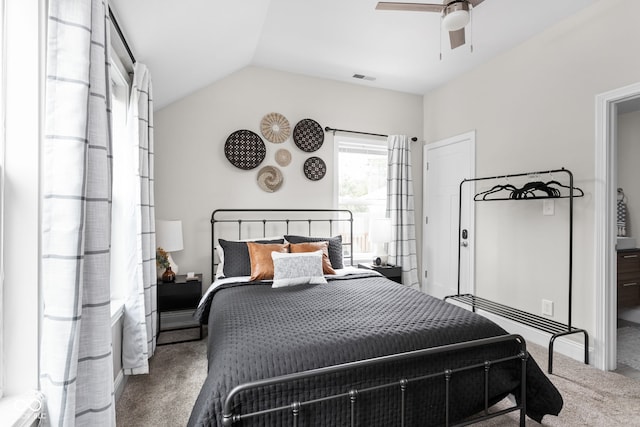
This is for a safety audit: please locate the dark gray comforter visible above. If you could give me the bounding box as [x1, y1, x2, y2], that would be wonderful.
[188, 274, 562, 426]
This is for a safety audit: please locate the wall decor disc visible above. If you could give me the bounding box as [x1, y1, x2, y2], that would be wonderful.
[257, 165, 283, 193]
[224, 129, 266, 170]
[293, 118, 324, 152]
[303, 156, 326, 181]
[275, 149, 291, 167]
[260, 112, 290, 144]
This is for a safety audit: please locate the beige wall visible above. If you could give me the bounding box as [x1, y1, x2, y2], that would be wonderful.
[423, 0, 640, 337]
[154, 66, 423, 286]
[617, 110, 640, 239]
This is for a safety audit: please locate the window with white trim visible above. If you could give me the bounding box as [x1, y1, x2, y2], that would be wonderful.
[0, 0, 5, 399]
[336, 136, 388, 263]
[109, 49, 131, 305]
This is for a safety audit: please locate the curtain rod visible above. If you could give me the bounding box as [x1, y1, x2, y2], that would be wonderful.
[324, 127, 418, 142]
[109, 7, 136, 65]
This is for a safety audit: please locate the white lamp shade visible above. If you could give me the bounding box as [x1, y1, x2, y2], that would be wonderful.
[370, 218, 392, 244]
[156, 220, 184, 252]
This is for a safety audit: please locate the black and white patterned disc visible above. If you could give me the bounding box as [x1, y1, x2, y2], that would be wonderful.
[303, 156, 326, 181]
[293, 119, 324, 152]
[224, 130, 266, 170]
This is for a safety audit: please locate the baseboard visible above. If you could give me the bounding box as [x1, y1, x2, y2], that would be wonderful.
[477, 309, 593, 365]
[618, 307, 640, 324]
[114, 368, 128, 403]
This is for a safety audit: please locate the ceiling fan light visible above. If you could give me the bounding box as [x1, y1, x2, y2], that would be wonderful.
[442, 9, 469, 31]
[442, 2, 470, 32]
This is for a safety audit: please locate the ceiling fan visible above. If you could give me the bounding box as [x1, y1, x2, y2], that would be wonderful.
[376, 0, 485, 49]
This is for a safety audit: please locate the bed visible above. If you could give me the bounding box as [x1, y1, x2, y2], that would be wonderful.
[187, 209, 562, 427]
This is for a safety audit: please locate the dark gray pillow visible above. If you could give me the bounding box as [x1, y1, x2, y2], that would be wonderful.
[219, 238, 284, 278]
[284, 235, 344, 269]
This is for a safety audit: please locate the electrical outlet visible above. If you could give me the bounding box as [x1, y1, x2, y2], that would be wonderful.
[543, 199, 555, 216]
[542, 299, 554, 316]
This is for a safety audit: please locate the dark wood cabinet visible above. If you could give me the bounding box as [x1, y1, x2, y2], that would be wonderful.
[157, 274, 203, 345]
[617, 250, 640, 307]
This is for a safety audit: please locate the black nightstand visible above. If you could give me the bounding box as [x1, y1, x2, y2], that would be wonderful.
[157, 274, 203, 345]
[357, 263, 402, 284]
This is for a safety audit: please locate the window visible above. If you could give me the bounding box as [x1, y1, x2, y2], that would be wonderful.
[109, 49, 131, 305]
[336, 136, 388, 263]
[0, 0, 5, 399]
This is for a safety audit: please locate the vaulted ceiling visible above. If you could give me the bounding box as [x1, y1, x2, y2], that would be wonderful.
[109, 0, 598, 110]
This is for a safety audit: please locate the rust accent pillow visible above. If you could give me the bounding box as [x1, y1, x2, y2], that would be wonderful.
[247, 242, 289, 281]
[289, 241, 336, 275]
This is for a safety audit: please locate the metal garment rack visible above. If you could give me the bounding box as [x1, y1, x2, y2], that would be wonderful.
[444, 168, 589, 374]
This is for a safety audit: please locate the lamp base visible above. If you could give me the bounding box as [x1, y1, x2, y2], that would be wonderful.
[167, 252, 179, 275]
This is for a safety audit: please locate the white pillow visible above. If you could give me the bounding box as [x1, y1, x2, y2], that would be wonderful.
[271, 250, 327, 288]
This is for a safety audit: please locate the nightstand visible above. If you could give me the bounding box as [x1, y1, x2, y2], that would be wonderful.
[357, 263, 402, 284]
[157, 274, 203, 345]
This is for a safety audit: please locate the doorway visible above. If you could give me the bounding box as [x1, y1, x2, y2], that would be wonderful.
[595, 82, 640, 372]
[423, 131, 475, 299]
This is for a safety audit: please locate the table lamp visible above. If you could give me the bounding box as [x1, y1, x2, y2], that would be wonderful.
[156, 219, 184, 275]
[370, 217, 392, 266]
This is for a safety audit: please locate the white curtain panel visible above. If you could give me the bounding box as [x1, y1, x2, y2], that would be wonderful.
[386, 135, 420, 290]
[122, 63, 157, 374]
[41, 0, 116, 425]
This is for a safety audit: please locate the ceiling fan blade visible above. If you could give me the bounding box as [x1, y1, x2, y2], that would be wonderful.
[449, 29, 466, 49]
[468, 0, 485, 7]
[375, 2, 443, 13]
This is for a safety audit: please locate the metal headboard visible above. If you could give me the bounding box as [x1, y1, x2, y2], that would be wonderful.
[211, 209, 354, 279]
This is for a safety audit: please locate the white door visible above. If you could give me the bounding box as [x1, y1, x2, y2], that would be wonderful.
[423, 132, 475, 299]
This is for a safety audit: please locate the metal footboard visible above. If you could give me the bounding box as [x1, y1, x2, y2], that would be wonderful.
[222, 334, 528, 427]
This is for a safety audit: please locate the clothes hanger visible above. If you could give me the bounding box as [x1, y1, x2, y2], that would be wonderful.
[509, 181, 559, 199]
[544, 180, 584, 197]
[473, 183, 518, 200]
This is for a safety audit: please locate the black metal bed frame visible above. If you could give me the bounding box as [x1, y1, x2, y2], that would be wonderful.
[444, 168, 589, 374]
[208, 209, 533, 426]
[222, 334, 529, 427]
[211, 208, 355, 278]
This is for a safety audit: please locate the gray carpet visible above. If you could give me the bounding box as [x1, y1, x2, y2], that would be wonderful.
[116, 336, 640, 426]
[617, 326, 640, 371]
[115, 330, 207, 427]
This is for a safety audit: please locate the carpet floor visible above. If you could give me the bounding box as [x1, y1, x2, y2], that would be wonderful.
[115, 335, 640, 426]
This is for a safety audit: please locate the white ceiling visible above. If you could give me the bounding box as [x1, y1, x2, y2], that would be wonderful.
[109, 0, 598, 110]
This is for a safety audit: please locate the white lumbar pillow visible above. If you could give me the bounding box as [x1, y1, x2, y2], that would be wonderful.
[271, 250, 327, 288]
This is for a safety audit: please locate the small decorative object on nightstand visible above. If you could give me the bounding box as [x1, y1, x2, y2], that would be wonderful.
[370, 218, 392, 266]
[358, 263, 402, 284]
[157, 273, 203, 345]
[156, 247, 175, 282]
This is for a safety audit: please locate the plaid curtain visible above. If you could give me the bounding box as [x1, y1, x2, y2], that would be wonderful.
[122, 63, 157, 374]
[41, 0, 116, 425]
[386, 135, 420, 289]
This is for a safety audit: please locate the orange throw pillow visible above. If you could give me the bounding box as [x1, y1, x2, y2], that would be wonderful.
[247, 242, 289, 281]
[289, 241, 336, 275]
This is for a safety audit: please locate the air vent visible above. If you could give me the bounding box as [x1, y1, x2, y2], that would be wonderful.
[352, 73, 376, 81]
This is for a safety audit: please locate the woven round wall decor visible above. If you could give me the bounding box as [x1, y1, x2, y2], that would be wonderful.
[303, 156, 326, 181]
[260, 112, 290, 144]
[224, 129, 266, 170]
[293, 118, 324, 152]
[257, 166, 283, 193]
[275, 149, 291, 167]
